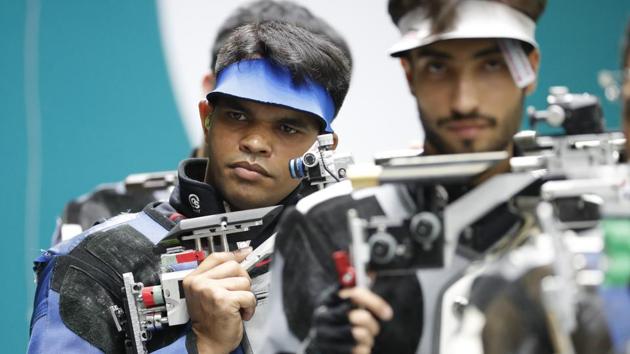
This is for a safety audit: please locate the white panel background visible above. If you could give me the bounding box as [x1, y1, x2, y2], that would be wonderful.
[156, 0, 423, 163]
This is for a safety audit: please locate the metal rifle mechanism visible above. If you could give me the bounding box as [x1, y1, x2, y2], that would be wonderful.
[113, 206, 282, 354]
[339, 87, 629, 353]
[289, 134, 354, 190]
[344, 151, 513, 286]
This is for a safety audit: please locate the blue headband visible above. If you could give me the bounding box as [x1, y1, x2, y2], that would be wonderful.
[207, 58, 336, 132]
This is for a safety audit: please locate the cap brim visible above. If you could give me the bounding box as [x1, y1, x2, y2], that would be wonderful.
[389, 0, 538, 56]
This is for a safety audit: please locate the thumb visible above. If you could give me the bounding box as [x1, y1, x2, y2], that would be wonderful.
[232, 246, 253, 262]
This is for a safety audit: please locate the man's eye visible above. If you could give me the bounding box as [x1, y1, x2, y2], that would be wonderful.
[484, 59, 504, 72]
[427, 61, 447, 74]
[227, 111, 246, 121]
[279, 124, 298, 134]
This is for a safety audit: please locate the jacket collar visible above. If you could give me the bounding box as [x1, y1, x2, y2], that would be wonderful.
[169, 158, 225, 218]
[169, 158, 313, 219]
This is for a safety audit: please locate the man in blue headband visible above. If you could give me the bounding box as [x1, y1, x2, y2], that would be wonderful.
[51, 0, 354, 244]
[28, 20, 390, 354]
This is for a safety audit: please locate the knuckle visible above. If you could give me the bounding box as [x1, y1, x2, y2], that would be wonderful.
[240, 276, 252, 289]
[352, 327, 368, 341]
[239, 292, 256, 308]
[241, 268, 252, 280]
[243, 275, 252, 285]
[350, 309, 380, 335]
[182, 276, 193, 289]
[188, 278, 206, 294]
[210, 288, 228, 306]
[245, 291, 256, 305]
[349, 309, 370, 323]
[228, 260, 243, 273]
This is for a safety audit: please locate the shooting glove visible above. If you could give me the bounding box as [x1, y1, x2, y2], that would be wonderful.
[303, 285, 355, 354]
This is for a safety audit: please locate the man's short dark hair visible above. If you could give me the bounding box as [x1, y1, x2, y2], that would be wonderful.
[211, 0, 352, 72]
[388, 0, 547, 33]
[215, 21, 352, 116]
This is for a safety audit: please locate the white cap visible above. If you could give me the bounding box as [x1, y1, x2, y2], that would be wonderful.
[389, 0, 538, 56]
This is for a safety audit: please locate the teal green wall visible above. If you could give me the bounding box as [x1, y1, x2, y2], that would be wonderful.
[1, 1, 187, 350]
[1, 1, 29, 349]
[0, 0, 628, 351]
[0, 2, 30, 351]
[529, 1, 629, 130]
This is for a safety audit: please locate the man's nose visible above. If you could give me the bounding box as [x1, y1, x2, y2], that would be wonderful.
[239, 127, 272, 157]
[451, 75, 480, 115]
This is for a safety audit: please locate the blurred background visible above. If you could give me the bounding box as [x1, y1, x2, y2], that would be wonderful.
[1, 0, 629, 350]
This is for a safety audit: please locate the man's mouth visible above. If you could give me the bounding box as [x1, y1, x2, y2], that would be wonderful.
[444, 119, 493, 139]
[229, 161, 271, 181]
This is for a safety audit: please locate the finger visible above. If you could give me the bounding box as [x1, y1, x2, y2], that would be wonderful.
[348, 309, 380, 337]
[351, 344, 372, 354]
[231, 290, 257, 320]
[351, 326, 374, 349]
[193, 248, 251, 273]
[213, 276, 251, 292]
[340, 287, 393, 321]
[241, 305, 255, 322]
[232, 246, 253, 259]
[203, 260, 251, 280]
[193, 252, 238, 273]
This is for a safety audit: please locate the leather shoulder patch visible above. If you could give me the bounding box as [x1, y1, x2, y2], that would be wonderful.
[52, 224, 160, 293]
[53, 223, 182, 352]
[58, 262, 127, 353]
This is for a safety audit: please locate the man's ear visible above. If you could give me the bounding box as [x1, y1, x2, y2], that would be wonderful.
[202, 73, 216, 94]
[332, 132, 339, 150]
[524, 49, 541, 95]
[400, 57, 416, 95]
[198, 100, 215, 138]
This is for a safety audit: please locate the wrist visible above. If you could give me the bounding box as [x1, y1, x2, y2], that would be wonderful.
[194, 329, 232, 354]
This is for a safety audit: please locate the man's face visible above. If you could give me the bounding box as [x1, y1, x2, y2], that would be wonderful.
[202, 96, 321, 210]
[402, 38, 538, 154]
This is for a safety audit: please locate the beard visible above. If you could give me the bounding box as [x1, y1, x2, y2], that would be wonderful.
[418, 97, 524, 155]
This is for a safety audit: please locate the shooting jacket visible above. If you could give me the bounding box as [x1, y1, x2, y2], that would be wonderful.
[28, 158, 307, 354]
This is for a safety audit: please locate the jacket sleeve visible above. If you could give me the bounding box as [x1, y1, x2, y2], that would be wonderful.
[28, 251, 244, 354]
[27, 254, 192, 354]
[28, 253, 103, 354]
